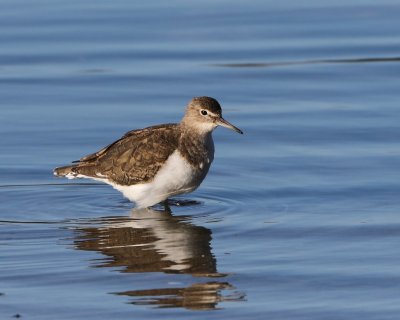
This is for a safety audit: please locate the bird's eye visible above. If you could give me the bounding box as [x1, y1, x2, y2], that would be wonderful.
[201, 110, 208, 116]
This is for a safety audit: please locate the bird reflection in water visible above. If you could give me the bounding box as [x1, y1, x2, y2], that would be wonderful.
[73, 207, 245, 310]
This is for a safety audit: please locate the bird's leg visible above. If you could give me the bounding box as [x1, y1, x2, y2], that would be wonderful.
[162, 199, 172, 214]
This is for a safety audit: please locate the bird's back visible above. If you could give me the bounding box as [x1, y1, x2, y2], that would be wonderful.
[54, 124, 181, 186]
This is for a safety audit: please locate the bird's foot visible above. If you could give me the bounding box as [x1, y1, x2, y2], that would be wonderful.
[166, 198, 201, 207]
[152, 198, 201, 214]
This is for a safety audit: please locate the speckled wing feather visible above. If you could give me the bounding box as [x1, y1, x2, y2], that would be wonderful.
[74, 124, 180, 185]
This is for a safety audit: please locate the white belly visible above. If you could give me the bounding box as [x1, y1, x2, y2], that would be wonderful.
[111, 150, 211, 208]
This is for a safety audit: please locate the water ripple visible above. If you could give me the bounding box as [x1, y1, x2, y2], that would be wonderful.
[212, 56, 400, 68]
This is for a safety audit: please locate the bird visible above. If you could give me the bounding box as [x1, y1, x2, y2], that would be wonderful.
[54, 96, 243, 208]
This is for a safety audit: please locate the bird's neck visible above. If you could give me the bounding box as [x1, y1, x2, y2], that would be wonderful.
[178, 123, 214, 167]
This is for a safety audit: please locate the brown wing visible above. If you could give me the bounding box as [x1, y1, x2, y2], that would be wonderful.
[73, 126, 162, 163]
[75, 124, 180, 185]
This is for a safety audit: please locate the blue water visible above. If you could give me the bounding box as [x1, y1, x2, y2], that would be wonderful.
[1, 1, 400, 319]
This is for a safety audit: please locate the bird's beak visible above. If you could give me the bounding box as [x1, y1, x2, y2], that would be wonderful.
[216, 117, 243, 134]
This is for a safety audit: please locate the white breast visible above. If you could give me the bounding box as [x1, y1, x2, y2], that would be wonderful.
[111, 150, 210, 208]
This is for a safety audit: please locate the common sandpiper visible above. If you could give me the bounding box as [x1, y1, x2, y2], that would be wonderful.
[54, 97, 243, 208]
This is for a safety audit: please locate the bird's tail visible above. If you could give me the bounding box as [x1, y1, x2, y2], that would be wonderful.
[53, 164, 97, 179]
[53, 165, 76, 177]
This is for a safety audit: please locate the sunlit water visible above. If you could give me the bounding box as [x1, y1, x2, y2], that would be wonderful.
[1, 1, 400, 319]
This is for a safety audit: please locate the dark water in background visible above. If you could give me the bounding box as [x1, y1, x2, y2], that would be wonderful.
[1, 0, 400, 319]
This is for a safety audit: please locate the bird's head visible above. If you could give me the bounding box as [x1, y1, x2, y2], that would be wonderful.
[182, 96, 243, 135]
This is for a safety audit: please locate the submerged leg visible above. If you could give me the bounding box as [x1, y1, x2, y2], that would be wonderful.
[162, 199, 172, 214]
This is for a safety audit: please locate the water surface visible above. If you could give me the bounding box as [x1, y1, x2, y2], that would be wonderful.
[1, 1, 400, 319]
